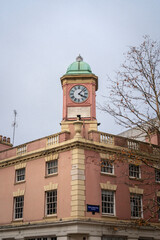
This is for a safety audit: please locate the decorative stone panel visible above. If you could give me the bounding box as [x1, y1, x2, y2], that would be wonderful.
[13, 189, 25, 197]
[45, 153, 59, 162]
[157, 191, 160, 197]
[15, 162, 26, 169]
[44, 182, 58, 191]
[129, 186, 144, 194]
[153, 164, 160, 169]
[128, 159, 142, 165]
[100, 153, 115, 160]
[100, 181, 117, 191]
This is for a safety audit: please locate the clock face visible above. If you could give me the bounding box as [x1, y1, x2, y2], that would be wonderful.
[69, 85, 89, 103]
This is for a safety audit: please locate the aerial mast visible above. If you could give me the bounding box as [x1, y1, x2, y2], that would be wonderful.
[12, 110, 17, 145]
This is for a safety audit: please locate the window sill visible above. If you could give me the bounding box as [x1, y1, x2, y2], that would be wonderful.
[102, 214, 117, 219]
[130, 217, 142, 220]
[44, 214, 57, 219]
[155, 181, 160, 184]
[129, 177, 143, 181]
[45, 173, 58, 178]
[12, 219, 23, 223]
[101, 172, 116, 177]
[14, 180, 26, 185]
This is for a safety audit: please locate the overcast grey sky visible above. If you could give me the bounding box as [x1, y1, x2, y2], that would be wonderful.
[1, 0, 160, 146]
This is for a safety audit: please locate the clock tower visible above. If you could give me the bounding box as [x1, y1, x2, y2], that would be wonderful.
[60, 55, 98, 133]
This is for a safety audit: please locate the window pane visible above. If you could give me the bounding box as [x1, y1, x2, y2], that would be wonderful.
[14, 196, 24, 219]
[47, 160, 58, 175]
[155, 169, 160, 182]
[101, 159, 113, 174]
[130, 194, 142, 218]
[129, 164, 140, 178]
[46, 190, 57, 215]
[102, 190, 114, 214]
[16, 168, 25, 182]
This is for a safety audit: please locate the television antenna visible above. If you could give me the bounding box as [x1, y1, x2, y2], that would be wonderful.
[12, 110, 18, 145]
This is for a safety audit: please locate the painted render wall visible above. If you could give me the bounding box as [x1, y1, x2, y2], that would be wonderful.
[1, 147, 159, 225]
[85, 149, 131, 220]
[85, 149, 160, 222]
[0, 150, 72, 224]
[1, 127, 160, 226]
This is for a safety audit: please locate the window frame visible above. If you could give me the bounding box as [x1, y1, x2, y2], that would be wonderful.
[15, 168, 25, 183]
[155, 169, 160, 182]
[157, 196, 160, 220]
[45, 190, 57, 216]
[14, 195, 24, 220]
[101, 190, 115, 216]
[101, 159, 114, 175]
[46, 159, 58, 176]
[130, 193, 143, 218]
[129, 164, 141, 179]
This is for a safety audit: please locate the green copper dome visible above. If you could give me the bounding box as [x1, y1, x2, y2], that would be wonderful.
[66, 55, 92, 75]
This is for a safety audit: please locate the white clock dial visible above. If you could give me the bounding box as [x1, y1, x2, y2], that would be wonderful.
[69, 85, 88, 103]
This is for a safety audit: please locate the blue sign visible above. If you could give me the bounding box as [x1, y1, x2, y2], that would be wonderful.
[87, 204, 100, 213]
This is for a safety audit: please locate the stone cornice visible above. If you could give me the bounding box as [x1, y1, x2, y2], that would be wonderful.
[0, 137, 159, 168]
[0, 218, 159, 232]
[60, 74, 98, 90]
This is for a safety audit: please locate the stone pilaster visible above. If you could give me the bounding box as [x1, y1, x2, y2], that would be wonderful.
[71, 148, 85, 217]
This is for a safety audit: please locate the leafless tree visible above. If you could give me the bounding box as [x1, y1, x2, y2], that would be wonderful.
[99, 37, 160, 224]
[100, 36, 160, 141]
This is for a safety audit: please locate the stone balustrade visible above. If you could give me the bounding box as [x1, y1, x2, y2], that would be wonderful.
[100, 132, 114, 144]
[0, 128, 159, 160]
[47, 134, 59, 145]
[88, 130, 158, 155]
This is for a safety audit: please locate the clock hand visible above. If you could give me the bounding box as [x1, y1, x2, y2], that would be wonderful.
[79, 87, 85, 94]
[78, 93, 87, 98]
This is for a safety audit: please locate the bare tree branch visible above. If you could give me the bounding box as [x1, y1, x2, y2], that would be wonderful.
[99, 36, 160, 141]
